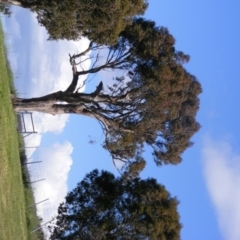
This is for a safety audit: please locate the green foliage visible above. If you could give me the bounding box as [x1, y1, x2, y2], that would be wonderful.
[104, 18, 202, 166]
[49, 169, 182, 240]
[17, 0, 148, 44]
[121, 155, 146, 181]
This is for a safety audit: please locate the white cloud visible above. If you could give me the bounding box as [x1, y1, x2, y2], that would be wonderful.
[32, 112, 69, 134]
[21, 111, 69, 159]
[8, 9, 92, 156]
[3, 8, 92, 238]
[29, 142, 73, 237]
[1, 6, 21, 38]
[202, 137, 240, 240]
[19, 12, 92, 160]
[28, 13, 91, 97]
[1, 6, 21, 76]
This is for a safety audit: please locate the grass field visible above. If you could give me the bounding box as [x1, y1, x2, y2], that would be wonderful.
[0, 22, 28, 239]
[0, 23, 43, 240]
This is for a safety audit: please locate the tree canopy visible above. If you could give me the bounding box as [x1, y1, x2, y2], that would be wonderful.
[2, 0, 148, 44]
[104, 18, 202, 166]
[49, 169, 182, 240]
[13, 18, 201, 168]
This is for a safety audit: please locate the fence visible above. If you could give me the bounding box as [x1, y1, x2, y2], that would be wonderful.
[17, 112, 53, 235]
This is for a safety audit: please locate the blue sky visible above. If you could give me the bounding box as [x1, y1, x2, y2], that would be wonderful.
[2, 1, 240, 239]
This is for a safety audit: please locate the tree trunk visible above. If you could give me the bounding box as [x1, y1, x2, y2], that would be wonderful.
[13, 94, 121, 132]
[13, 82, 104, 114]
[13, 91, 66, 114]
[1, 0, 21, 6]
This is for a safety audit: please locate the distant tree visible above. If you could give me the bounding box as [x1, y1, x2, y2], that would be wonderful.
[13, 18, 201, 167]
[0, 3, 11, 16]
[49, 169, 182, 240]
[1, 0, 148, 44]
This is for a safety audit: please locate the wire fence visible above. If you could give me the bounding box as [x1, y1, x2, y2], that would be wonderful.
[18, 112, 53, 235]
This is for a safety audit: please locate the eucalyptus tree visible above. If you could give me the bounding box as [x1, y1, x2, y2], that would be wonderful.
[13, 18, 201, 167]
[49, 169, 182, 240]
[0, 0, 148, 44]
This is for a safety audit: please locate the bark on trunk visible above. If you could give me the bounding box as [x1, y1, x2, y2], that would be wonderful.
[13, 96, 121, 132]
[1, 0, 21, 6]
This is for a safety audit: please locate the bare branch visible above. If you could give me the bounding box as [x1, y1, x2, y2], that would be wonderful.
[70, 41, 94, 60]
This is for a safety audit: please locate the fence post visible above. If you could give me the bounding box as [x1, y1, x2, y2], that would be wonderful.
[29, 198, 49, 208]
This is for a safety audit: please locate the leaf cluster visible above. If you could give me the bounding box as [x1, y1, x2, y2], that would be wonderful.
[104, 18, 201, 166]
[49, 169, 182, 240]
[19, 0, 148, 44]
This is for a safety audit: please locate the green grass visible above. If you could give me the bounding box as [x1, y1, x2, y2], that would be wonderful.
[0, 22, 43, 240]
[19, 144, 45, 240]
